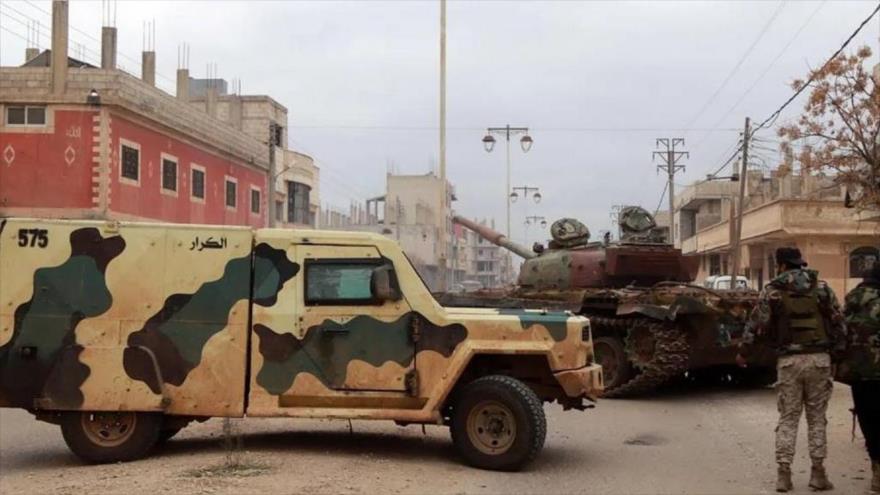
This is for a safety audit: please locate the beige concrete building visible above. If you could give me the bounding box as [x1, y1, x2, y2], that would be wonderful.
[323, 171, 512, 291]
[675, 169, 880, 295]
[188, 90, 320, 228]
[452, 218, 514, 290]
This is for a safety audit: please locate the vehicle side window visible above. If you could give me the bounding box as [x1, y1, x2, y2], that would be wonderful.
[305, 259, 382, 305]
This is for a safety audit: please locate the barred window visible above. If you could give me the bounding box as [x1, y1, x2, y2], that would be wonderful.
[225, 179, 237, 208]
[850, 246, 880, 277]
[286, 181, 311, 225]
[121, 144, 139, 181]
[161, 158, 177, 192]
[251, 188, 261, 214]
[191, 168, 205, 199]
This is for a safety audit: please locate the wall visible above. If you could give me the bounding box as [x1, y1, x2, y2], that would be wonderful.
[0, 107, 96, 213]
[108, 112, 267, 227]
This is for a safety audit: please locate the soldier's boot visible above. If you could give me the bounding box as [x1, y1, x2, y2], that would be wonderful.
[808, 462, 834, 491]
[776, 464, 793, 493]
[871, 460, 879, 493]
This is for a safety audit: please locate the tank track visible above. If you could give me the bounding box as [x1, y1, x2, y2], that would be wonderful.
[589, 316, 689, 398]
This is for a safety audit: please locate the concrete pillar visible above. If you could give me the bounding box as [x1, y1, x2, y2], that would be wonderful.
[176, 69, 189, 100]
[205, 88, 218, 118]
[229, 96, 243, 129]
[51, 0, 69, 95]
[141, 51, 156, 86]
[25, 47, 40, 62]
[101, 27, 117, 69]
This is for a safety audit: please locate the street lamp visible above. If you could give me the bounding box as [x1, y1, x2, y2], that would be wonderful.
[482, 134, 496, 153]
[483, 125, 532, 237]
[525, 215, 547, 228]
[511, 186, 541, 204]
[86, 88, 101, 106]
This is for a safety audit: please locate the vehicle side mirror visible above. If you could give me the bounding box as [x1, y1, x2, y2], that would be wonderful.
[371, 264, 402, 302]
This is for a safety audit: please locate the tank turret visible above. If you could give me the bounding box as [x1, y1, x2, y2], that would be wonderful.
[618, 206, 667, 243]
[452, 216, 536, 260]
[454, 209, 698, 289]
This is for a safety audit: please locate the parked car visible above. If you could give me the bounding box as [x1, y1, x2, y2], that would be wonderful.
[702, 275, 751, 290]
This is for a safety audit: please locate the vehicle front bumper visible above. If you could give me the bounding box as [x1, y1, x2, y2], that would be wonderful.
[554, 364, 604, 401]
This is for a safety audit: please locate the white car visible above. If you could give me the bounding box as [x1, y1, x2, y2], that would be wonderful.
[703, 275, 751, 290]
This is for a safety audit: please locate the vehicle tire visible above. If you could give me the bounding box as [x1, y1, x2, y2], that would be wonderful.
[450, 375, 546, 471]
[593, 336, 633, 390]
[60, 411, 161, 464]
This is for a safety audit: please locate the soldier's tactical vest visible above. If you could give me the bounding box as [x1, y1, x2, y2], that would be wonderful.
[776, 287, 830, 349]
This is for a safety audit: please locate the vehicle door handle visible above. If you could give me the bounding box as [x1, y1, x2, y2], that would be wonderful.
[321, 325, 350, 334]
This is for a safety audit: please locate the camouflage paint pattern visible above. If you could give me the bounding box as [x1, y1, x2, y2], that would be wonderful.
[838, 282, 880, 382]
[775, 353, 833, 464]
[0, 228, 124, 408]
[1, 219, 602, 424]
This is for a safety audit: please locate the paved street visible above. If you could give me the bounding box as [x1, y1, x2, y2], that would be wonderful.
[0, 382, 873, 495]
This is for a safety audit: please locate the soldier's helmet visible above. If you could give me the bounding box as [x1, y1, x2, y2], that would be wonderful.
[550, 218, 590, 248]
[618, 206, 656, 234]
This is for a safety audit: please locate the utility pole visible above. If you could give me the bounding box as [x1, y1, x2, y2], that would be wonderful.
[653, 138, 688, 245]
[268, 122, 277, 228]
[730, 117, 750, 279]
[438, 0, 448, 291]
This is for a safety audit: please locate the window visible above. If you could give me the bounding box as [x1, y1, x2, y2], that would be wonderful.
[305, 260, 389, 305]
[161, 156, 177, 193]
[271, 124, 284, 147]
[120, 141, 140, 183]
[225, 178, 237, 209]
[5, 105, 45, 126]
[250, 187, 261, 215]
[709, 254, 721, 276]
[850, 246, 880, 277]
[287, 181, 311, 225]
[191, 166, 206, 201]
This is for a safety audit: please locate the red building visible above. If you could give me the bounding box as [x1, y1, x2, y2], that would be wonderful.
[0, 1, 313, 229]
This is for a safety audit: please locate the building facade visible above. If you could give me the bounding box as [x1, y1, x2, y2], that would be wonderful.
[675, 169, 880, 296]
[0, 1, 318, 229]
[321, 171, 513, 291]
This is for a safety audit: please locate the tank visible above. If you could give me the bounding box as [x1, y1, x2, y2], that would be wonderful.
[442, 208, 772, 397]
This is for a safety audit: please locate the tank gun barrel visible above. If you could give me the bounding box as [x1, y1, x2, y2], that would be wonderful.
[452, 215, 536, 260]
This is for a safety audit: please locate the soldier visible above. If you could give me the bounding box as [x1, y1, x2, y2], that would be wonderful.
[838, 263, 880, 493]
[736, 247, 846, 493]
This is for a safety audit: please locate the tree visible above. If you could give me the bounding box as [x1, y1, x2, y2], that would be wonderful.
[778, 46, 879, 211]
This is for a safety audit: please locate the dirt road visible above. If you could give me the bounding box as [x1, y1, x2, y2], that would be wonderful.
[0, 382, 873, 494]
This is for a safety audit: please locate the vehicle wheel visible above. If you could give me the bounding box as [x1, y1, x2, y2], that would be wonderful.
[594, 336, 633, 390]
[157, 427, 182, 444]
[450, 375, 546, 471]
[60, 411, 161, 463]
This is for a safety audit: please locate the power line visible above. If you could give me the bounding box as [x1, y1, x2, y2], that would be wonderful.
[706, 1, 879, 178]
[653, 181, 669, 218]
[290, 124, 739, 133]
[752, 1, 880, 134]
[683, 0, 787, 130]
[705, 0, 827, 133]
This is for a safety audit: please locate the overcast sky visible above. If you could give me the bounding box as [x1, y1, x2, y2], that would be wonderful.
[1, 0, 878, 245]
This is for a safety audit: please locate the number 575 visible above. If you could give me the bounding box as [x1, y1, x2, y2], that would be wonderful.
[18, 229, 49, 248]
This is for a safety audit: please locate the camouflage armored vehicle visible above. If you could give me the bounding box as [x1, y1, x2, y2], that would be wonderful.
[443, 208, 767, 398]
[0, 218, 602, 471]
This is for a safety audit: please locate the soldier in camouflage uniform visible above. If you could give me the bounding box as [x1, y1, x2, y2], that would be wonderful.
[737, 247, 846, 493]
[838, 264, 880, 493]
